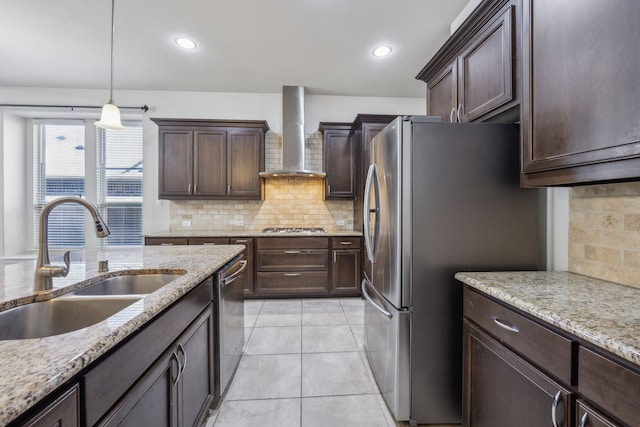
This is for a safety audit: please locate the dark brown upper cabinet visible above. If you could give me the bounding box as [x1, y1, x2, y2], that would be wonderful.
[417, 0, 521, 124]
[520, 0, 640, 186]
[319, 122, 355, 200]
[152, 119, 269, 200]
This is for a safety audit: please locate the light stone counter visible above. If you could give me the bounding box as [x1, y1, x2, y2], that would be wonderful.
[143, 229, 363, 238]
[455, 271, 640, 367]
[0, 245, 244, 426]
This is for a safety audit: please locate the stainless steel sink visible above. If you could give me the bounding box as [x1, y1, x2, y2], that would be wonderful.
[73, 273, 183, 296]
[0, 296, 142, 340]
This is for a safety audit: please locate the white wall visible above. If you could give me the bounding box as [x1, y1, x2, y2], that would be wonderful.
[1, 112, 28, 256]
[0, 87, 425, 249]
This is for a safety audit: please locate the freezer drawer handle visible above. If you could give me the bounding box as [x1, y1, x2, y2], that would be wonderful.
[221, 260, 248, 286]
[491, 316, 519, 333]
[361, 279, 393, 319]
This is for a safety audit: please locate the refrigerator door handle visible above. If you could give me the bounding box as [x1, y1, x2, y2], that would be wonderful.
[363, 163, 380, 263]
[362, 278, 393, 319]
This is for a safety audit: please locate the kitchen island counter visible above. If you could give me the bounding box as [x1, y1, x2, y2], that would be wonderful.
[455, 271, 640, 367]
[0, 245, 244, 426]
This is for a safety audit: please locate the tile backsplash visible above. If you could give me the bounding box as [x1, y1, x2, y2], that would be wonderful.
[569, 182, 640, 288]
[169, 131, 354, 232]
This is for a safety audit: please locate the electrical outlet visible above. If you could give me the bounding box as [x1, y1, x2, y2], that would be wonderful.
[182, 220, 192, 227]
[336, 220, 346, 226]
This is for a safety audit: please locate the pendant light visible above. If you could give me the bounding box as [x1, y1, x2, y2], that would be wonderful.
[96, 0, 125, 130]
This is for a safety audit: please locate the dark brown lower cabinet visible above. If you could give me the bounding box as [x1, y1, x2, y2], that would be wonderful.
[463, 321, 572, 427]
[22, 384, 80, 427]
[330, 237, 361, 296]
[98, 306, 214, 427]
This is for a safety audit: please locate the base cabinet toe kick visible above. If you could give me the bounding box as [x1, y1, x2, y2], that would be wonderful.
[462, 286, 639, 427]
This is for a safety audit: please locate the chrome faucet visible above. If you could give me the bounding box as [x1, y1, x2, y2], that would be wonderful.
[35, 197, 110, 291]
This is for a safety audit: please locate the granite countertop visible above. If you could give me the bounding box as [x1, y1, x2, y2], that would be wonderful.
[144, 229, 363, 238]
[0, 245, 244, 426]
[455, 271, 640, 367]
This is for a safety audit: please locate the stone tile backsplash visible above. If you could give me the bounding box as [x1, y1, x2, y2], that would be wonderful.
[569, 182, 640, 288]
[169, 131, 353, 232]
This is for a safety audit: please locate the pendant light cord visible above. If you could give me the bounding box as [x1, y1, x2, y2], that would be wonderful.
[108, 0, 115, 104]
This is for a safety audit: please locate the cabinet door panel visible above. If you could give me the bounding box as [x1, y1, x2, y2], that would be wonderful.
[521, 0, 640, 184]
[194, 130, 226, 196]
[159, 129, 192, 197]
[427, 61, 457, 122]
[458, 5, 513, 122]
[98, 349, 178, 427]
[179, 308, 215, 427]
[227, 130, 263, 198]
[331, 249, 361, 296]
[24, 385, 80, 427]
[323, 129, 355, 199]
[463, 322, 571, 427]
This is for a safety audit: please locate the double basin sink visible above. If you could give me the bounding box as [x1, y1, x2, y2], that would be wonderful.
[0, 273, 183, 340]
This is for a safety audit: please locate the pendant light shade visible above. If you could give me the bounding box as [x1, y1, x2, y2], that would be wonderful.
[95, 0, 125, 130]
[96, 103, 125, 130]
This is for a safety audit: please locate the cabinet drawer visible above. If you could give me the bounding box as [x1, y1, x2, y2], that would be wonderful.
[578, 347, 640, 427]
[256, 271, 328, 296]
[330, 237, 361, 249]
[463, 287, 574, 385]
[23, 384, 80, 427]
[256, 237, 328, 250]
[188, 237, 230, 245]
[145, 237, 188, 246]
[256, 249, 329, 271]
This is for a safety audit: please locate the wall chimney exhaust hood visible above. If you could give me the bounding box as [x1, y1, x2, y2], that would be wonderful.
[259, 86, 326, 179]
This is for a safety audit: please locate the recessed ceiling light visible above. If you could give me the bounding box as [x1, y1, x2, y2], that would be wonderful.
[175, 37, 197, 50]
[372, 45, 392, 57]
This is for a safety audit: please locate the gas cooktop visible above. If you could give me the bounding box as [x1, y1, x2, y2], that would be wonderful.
[261, 227, 325, 233]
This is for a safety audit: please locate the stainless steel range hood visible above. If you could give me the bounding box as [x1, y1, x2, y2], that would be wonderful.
[259, 86, 326, 178]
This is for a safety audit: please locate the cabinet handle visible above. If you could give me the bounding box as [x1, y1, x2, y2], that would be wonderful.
[160, 243, 174, 246]
[339, 241, 353, 245]
[284, 273, 301, 277]
[457, 104, 463, 122]
[177, 343, 187, 378]
[491, 316, 519, 333]
[234, 239, 249, 243]
[551, 391, 562, 427]
[203, 242, 218, 246]
[188, 184, 192, 194]
[194, 184, 198, 194]
[334, 252, 337, 262]
[578, 412, 588, 427]
[227, 185, 231, 194]
[449, 108, 456, 123]
[171, 351, 182, 385]
[284, 250, 301, 254]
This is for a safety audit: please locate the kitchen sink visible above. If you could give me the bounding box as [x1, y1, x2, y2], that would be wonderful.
[0, 296, 142, 340]
[73, 273, 183, 296]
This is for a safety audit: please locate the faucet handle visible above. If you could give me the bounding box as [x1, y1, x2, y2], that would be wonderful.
[50, 251, 71, 277]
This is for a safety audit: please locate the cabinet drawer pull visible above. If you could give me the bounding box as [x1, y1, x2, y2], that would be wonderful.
[235, 239, 249, 243]
[284, 250, 301, 254]
[339, 241, 353, 245]
[551, 391, 562, 427]
[284, 273, 301, 277]
[171, 351, 181, 385]
[160, 243, 174, 246]
[203, 242, 218, 246]
[491, 316, 519, 333]
[578, 412, 588, 427]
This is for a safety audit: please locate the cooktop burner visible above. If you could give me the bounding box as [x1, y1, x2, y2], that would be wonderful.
[262, 227, 325, 233]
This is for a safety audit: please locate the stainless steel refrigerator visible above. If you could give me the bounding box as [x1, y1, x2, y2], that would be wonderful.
[362, 116, 545, 425]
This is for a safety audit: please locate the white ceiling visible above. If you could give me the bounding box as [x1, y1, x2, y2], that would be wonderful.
[0, 0, 469, 98]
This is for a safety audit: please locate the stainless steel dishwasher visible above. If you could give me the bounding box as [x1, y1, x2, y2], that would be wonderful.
[215, 254, 247, 396]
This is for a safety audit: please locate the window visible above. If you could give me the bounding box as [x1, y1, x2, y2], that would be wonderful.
[33, 120, 143, 249]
